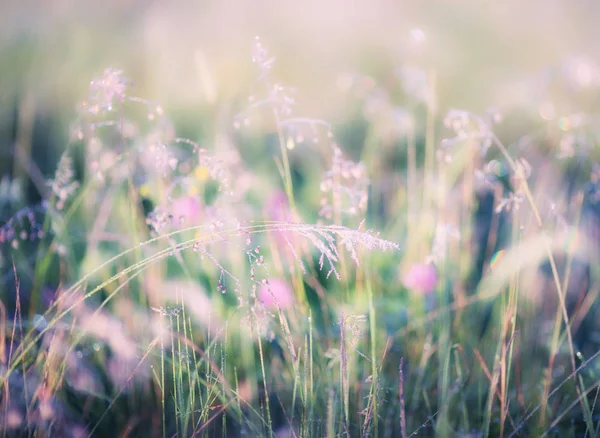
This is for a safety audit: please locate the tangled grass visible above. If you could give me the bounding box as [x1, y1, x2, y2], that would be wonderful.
[2, 35, 600, 438]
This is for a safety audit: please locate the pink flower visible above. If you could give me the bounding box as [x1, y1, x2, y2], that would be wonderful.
[402, 263, 438, 294]
[171, 196, 202, 226]
[258, 279, 295, 310]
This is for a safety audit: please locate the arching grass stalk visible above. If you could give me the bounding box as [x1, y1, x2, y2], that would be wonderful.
[1, 219, 400, 436]
[2, 232, 206, 383]
[2, 221, 321, 370]
[508, 348, 600, 437]
[491, 134, 589, 419]
[29, 237, 235, 410]
[56, 253, 239, 436]
[544, 381, 600, 437]
[540, 192, 584, 428]
[87, 338, 159, 436]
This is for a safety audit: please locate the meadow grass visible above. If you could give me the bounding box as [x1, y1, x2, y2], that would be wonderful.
[1, 37, 600, 438]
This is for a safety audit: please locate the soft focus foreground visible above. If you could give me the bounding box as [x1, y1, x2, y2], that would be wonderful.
[2, 2, 600, 437]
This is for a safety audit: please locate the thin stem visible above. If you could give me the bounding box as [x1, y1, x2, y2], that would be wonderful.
[492, 134, 587, 422]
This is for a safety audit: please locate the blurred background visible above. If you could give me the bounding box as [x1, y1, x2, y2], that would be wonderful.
[2, 0, 600, 200]
[3, 2, 600, 435]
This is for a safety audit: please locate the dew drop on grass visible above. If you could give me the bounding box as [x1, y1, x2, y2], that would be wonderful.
[286, 136, 295, 150]
[33, 314, 47, 330]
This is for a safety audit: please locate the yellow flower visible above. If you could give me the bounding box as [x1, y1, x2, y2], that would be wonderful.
[139, 184, 151, 198]
[194, 166, 210, 182]
[187, 185, 200, 196]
